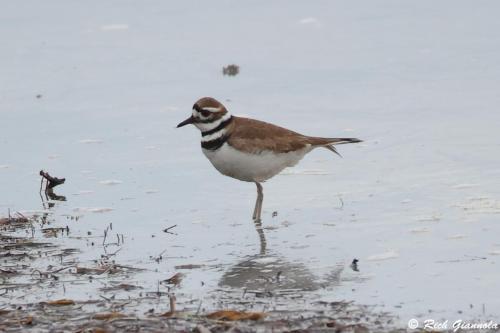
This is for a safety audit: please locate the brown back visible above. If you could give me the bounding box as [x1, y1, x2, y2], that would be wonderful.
[227, 117, 312, 154]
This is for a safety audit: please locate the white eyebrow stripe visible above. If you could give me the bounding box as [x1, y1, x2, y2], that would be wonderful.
[203, 107, 222, 112]
[201, 128, 227, 142]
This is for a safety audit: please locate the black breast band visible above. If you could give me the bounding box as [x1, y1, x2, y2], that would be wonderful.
[201, 116, 233, 137]
[201, 135, 230, 150]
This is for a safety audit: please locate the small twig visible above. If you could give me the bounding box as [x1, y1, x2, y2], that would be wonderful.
[39, 170, 65, 190]
[100, 294, 115, 302]
[49, 265, 75, 275]
[107, 247, 122, 258]
[163, 225, 177, 234]
[102, 226, 109, 245]
[98, 265, 115, 275]
[195, 300, 202, 316]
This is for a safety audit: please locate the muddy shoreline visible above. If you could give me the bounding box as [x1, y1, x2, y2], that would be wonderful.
[1, 213, 401, 332]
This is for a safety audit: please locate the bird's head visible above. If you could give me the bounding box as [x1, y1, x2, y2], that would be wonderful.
[177, 97, 231, 132]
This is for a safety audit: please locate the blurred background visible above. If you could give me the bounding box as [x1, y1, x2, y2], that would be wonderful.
[1, 0, 500, 328]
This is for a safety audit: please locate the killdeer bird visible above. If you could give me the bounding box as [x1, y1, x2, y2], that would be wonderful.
[177, 97, 361, 221]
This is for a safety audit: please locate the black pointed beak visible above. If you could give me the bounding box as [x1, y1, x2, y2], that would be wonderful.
[177, 115, 194, 128]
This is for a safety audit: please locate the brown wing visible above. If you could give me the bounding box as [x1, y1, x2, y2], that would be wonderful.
[227, 117, 311, 154]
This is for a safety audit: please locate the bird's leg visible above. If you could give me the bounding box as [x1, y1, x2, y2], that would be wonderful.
[257, 182, 264, 221]
[252, 182, 264, 222]
[253, 219, 267, 255]
[252, 182, 259, 220]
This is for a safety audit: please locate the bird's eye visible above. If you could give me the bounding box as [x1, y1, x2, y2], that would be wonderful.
[200, 110, 211, 117]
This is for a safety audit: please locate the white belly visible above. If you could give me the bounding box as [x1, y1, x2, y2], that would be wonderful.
[203, 143, 311, 182]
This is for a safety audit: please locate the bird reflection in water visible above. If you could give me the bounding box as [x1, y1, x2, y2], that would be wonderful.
[219, 220, 344, 293]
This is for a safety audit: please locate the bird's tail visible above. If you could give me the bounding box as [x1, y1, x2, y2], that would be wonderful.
[308, 137, 362, 157]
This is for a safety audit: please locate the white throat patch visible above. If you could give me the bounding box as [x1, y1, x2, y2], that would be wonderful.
[201, 128, 227, 142]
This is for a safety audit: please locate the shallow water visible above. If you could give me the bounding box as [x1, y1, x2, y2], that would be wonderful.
[1, 0, 500, 327]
